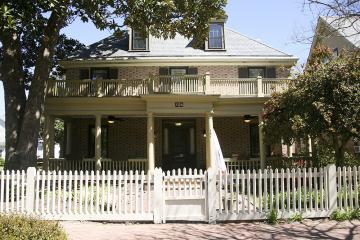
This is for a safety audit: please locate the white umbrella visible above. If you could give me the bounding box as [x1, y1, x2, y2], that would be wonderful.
[211, 128, 227, 172]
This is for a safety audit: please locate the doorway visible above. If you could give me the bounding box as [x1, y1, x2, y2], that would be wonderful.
[162, 120, 196, 170]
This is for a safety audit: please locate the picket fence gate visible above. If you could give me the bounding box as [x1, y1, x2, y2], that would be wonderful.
[0, 164, 357, 223]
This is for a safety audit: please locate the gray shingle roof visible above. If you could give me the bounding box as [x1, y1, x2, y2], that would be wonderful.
[321, 16, 360, 48]
[68, 28, 294, 60]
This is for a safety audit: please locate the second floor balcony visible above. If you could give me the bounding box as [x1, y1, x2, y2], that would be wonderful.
[47, 75, 290, 98]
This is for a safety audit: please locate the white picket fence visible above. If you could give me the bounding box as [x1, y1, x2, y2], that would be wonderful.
[0, 165, 357, 223]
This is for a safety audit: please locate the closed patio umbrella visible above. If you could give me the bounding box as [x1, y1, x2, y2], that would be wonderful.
[211, 128, 227, 173]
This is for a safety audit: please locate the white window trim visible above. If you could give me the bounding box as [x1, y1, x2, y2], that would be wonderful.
[205, 22, 226, 51]
[128, 28, 150, 52]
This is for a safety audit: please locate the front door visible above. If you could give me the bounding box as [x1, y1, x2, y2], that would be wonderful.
[163, 120, 196, 170]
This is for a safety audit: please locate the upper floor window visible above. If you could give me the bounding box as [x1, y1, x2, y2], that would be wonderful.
[248, 67, 266, 78]
[208, 23, 225, 49]
[91, 68, 109, 80]
[132, 30, 147, 50]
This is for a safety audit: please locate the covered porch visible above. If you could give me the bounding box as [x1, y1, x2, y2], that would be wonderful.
[42, 113, 268, 172]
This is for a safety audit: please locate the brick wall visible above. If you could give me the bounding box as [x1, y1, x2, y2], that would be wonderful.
[65, 66, 291, 80]
[214, 117, 251, 159]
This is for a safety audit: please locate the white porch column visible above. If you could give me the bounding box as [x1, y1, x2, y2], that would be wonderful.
[43, 115, 55, 171]
[95, 114, 102, 171]
[308, 137, 313, 157]
[205, 112, 215, 169]
[288, 143, 295, 157]
[258, 113, 266, 169]
[147, 112, 155, 171]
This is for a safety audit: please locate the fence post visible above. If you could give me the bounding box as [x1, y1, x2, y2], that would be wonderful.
[26, 167, 36, 214]
[327, 164, 337, 213]
[153, 168, 163, 223]
[257, 76, 264, 97]
[207, 168, 217, 223]
[204, 72, 211, 94]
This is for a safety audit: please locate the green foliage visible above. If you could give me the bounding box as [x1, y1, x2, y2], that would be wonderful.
[0, 158, 4, 167]
[289, 213, 303, 222]
[263, 187, 322, 211]
[266, 209, 278, 225]
[330, 209, 360, 221]
[0, 214, 67, 240]
[263, 49, 360, 166]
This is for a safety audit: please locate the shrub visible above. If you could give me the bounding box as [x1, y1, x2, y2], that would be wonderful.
[266, 209, 278, 225]
[0, 214, 67, 240]
[330, 208, 360, 221]
[289, 213, 303, 222]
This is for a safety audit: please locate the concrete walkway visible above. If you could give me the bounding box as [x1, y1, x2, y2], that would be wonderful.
[61, 219, 360, 240]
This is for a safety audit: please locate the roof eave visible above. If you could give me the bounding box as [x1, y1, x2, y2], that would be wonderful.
[60, 56, 298, 68]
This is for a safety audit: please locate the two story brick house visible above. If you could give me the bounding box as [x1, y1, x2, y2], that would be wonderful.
[43, 19, 297, 171]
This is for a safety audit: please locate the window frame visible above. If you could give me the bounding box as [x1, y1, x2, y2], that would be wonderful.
[169, 67, 189, 76]
[131, 30, 148, 51]
[247, 67, 266, 78]
[207, 22, 225, 50]
[90, 68, 109, 80]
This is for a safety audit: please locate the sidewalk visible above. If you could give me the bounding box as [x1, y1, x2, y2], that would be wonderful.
[61, 219, 360, 240]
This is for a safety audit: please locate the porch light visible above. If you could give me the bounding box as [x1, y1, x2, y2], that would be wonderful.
[244, 115, 251, 123]
[107, 116, 115, 124]
[203, 130, 206, 138]
[175, 122, 182, 126]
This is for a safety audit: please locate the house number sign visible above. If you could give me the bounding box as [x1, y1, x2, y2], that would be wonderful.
[174, 102, 184, 108]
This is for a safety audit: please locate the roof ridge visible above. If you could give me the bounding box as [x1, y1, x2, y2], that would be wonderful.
[225, 27, 292, 56]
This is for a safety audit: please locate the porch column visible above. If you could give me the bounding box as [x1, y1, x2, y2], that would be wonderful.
[258, 113, 266, 169]
[308, 137, 313, 157]
[95, 114, 102, 171]
[288, 143, 295, 157]
[205, 112, 215, 169]
[147, 112, 155, 171]
[43, 115, 55, 171]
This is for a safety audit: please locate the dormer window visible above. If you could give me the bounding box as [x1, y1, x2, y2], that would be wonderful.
[131, 30, 148, 50]
[208, 23, 225, 49]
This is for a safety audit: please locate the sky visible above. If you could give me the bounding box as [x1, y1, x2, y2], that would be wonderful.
[0, 0, 321, 121]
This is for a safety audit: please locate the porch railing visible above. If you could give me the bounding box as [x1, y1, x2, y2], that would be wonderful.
[47, 75, 289, 97]
[46, 158, 147, 172]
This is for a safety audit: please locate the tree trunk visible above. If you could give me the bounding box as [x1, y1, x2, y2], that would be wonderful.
[0, 31, 26, 170]
[15, 12, 66, 169]
[333, 134, 350, 167]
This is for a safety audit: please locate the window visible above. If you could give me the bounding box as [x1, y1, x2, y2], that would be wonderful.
[208, 23, 224, 49]
[333, 48, 339, 58]
[91, 68, 109, 80]
[88, 125, 108, 158]
[170, 68, 187, 76]
[248, 67, 266, 78]
[132, 30, 147, 50]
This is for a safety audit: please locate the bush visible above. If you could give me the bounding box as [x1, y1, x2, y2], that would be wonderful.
[0, 157, 4, 167]
[0, 214, 67, 240]
[266, 209, 278, 225]
[289, 213, 303, 222]
[330, 208, 360, 221]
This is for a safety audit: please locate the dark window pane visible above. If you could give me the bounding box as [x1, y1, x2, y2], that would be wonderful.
[91, 69, 109, 80]
[209, 23, 224, 49]
[248, 68, 265, 78]
[133, 31, 147, 50]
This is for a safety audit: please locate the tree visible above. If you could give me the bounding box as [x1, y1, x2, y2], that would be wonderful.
[306, 0, 360, 35]
[0, 0, 227, 170]
[263, 48, 360, 166]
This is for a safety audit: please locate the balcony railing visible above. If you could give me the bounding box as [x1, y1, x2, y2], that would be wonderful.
[47, 75, 289, 97]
